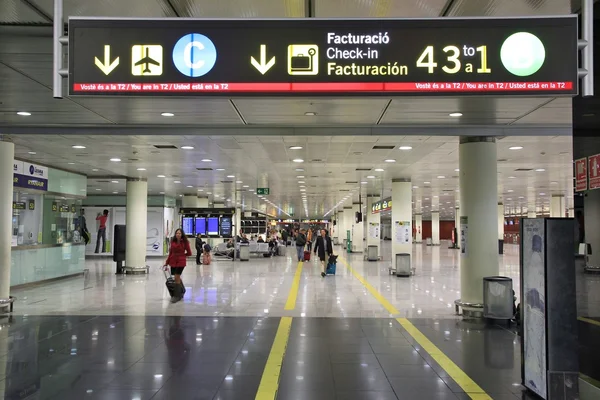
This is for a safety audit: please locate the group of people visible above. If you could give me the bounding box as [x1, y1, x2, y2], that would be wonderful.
[293, 228, 334, 278]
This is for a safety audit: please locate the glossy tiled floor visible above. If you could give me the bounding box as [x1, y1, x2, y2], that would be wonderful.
[1, 241, 596, 399]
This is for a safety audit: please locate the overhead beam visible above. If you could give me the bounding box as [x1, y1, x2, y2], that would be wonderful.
[20, 0, 53, 23]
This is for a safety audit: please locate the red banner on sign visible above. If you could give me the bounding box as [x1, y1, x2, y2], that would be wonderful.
[589, 154, 600, 190]
[575, 158, 588, 192]
[71, 81, 574, 94]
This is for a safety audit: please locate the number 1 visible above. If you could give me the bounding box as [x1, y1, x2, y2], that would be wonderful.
[476, 46, 491, 73]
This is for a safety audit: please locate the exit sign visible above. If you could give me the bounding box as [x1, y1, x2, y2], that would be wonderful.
[257, 188, 270, 195]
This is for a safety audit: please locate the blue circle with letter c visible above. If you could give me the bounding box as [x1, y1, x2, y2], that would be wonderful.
[172, 33, 217, 77]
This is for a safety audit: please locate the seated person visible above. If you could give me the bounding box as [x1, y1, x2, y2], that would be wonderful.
[257, 235, 265, 243]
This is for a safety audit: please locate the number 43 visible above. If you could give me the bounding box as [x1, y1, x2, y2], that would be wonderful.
[416, 45, 491, 74]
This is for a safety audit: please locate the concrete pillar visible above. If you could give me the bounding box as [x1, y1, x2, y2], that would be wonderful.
[585, 190, 600, 266]
[366, 196, 381, 251]
[431, 211, 440, 245]
[125, 178, 148, 273]
[415, 213, 423, 243]
[352, 203, 364, 252]
[459, 136, 499, 305]
[343, 206, 353, 246]
[550, 195, 565, 217]
[182, 195, 201, 208]
[391, 179, 412, 259]
[0, 141, 14, 301]
[498, 203, 504, 254]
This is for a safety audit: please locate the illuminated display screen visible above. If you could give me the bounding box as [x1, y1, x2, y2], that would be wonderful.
[220, 217, 232, 237]
[195, 217, 206, 235]
[207, 218, 219, 236]
[69, 17, 577, 96]
[182, 217, 193, 235]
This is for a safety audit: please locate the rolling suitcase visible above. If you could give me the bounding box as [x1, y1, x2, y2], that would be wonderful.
[163, 268, 176, 297]
[304, 251, 311, 261]
[326, 254, 338, 275]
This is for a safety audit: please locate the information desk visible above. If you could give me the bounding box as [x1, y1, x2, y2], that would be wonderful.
[10, 243, 86, 287]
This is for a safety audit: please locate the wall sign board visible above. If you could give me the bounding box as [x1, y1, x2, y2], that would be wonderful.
[69, 17, 578, 96]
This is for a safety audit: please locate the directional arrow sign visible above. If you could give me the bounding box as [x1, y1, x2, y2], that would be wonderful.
[94, 45, 119, 75]
[250, 45, 275, 75]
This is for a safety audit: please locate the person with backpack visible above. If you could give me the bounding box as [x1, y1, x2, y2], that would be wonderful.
[164, 228, 192, 303]
[295, 229, 307, 262]
[195, 234, 204, 265]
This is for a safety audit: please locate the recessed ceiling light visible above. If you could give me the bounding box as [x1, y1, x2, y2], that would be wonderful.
[399, 146, 412, 150]
[437, 175, 446, 179]
[507, 189, 514, 193]
[181, 146, 194, 150]
[236, 180, 243, 184]
[249, 189, 254, 192]
[198, 189, 203, 191]
[550, 181, 558, 185]
[174, 181, 181, 184]
[300, 189, 306, 192]
[361, 181, 368, 184]
[374, 168, 384, 172]
[509, 146, 523, 150]
[243, 185, 249, 188]
[17, 111, 32, 116]
[72, 145, 86, 149]
[110, 158, 121, 162]
[216, 168, 225, 171]
[298, 181, 305, 184]
[300, 185, 306, 188]
[68, 162, 75, 165]
[157, 175, 166, 178]
[92, 169, 99, 172]
[111, 180, 119, 183]
[424, 181, 431, 184]
[201, 159, 212, 162]
[207, 192, 212, 194]
[367, 175, 375, 179]
[159, 191, 165, 194]
[28, 151, 36, 155]
[161, 112, 174, 117]
[95, 188, 101, 191]
[289, 146, 303, 150]
[535, 168, 545, 172]
[112, 191, 118, 194]
[295, 168, 304, 172]
[412, 186, 419, 189]
[293, 159, 304, 163]
[449, 112, 463, 117]
[186, 185, 193, 188]
[384, 159, 396, 163]
[137, 168, 146, 171]
[508, 176, 516, 179]
[227, 175, 235, 178]
[304, 112, 317, 116]
[454, 168, 460, 172]
[297, 176, 305, 178]
[539, 192, 546, 196]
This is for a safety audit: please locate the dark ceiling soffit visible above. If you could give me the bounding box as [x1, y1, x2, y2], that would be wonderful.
[0, 125, 572, 136]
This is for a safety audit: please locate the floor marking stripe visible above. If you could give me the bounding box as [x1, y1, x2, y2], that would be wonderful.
[579, 316, 600, 327]
[255, 316, 293, 400]
[339, 256, 492, 400]
[284, 261, 304, 310]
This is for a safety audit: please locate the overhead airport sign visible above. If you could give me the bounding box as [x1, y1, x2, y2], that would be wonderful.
[69, 17, 578, 96]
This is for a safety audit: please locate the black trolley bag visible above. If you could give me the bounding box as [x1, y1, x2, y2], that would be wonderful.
[163, 268, 176, 297]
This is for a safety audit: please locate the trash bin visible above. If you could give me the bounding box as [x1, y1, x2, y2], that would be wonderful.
[239, 244, 250, 261]
[395, 253, 411, 277]
[367, 245, 378, 261]
[483, 276, 513, 320]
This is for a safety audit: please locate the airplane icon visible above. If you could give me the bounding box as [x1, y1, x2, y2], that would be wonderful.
[131, 45, 163, 76]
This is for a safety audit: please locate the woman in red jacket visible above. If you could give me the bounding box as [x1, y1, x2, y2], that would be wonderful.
[164, 228, 192, 303]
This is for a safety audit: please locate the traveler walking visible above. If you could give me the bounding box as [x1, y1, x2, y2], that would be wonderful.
[164, 228, 192, 303]
[314, 229, 333, 277]
[94, 209, 109, 253]
[295, 229, 307, 262]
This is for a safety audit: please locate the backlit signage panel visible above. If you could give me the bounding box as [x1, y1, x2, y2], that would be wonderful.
[69, 17, 578, 96]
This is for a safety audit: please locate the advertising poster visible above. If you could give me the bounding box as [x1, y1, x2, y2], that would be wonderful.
[368, 222, 380, 239]
[394, 221, 410, 244]
[522, 218, 547, 399]
[460, 216, 468, 256]
[147, 211, 163, 255]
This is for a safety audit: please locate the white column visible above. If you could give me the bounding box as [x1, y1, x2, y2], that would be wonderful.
[352, 203, 364, 252]
[431, 211, 440, 245]
[366, 196, 381, 250]
[0, 141, 14, 300]
[343, 207, 353, 245]
[182, 195, 201, 208]
[125, 178, 148, 273]
[459, 137, 499, 305]
[391, 179, 412, 258]
[550, 195, 565, 217]
[414, 214, 423, 243]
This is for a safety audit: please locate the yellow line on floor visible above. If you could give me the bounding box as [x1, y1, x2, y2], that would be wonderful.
[338, 256, 492, 400]
[284, 261, 304, 310]
[579, 316, 600, 327]
[255, 316, 293, 400]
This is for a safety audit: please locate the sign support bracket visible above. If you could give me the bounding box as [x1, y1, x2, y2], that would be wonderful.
[53, 0, 69, 99]
[579, 0, 594, 97]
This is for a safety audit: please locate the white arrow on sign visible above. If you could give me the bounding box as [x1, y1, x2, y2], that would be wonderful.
[94, 45, 120, 75]
[250, 44, 275, 75]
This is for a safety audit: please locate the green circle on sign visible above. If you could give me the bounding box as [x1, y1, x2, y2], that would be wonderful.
[500, 32, 545, 77]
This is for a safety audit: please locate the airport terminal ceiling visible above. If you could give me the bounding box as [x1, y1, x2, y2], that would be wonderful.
[0, 0, 583, 218]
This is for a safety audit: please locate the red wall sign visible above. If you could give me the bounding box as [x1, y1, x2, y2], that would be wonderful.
[575, 158, 588, 192]
[589, 154, 600, 190]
